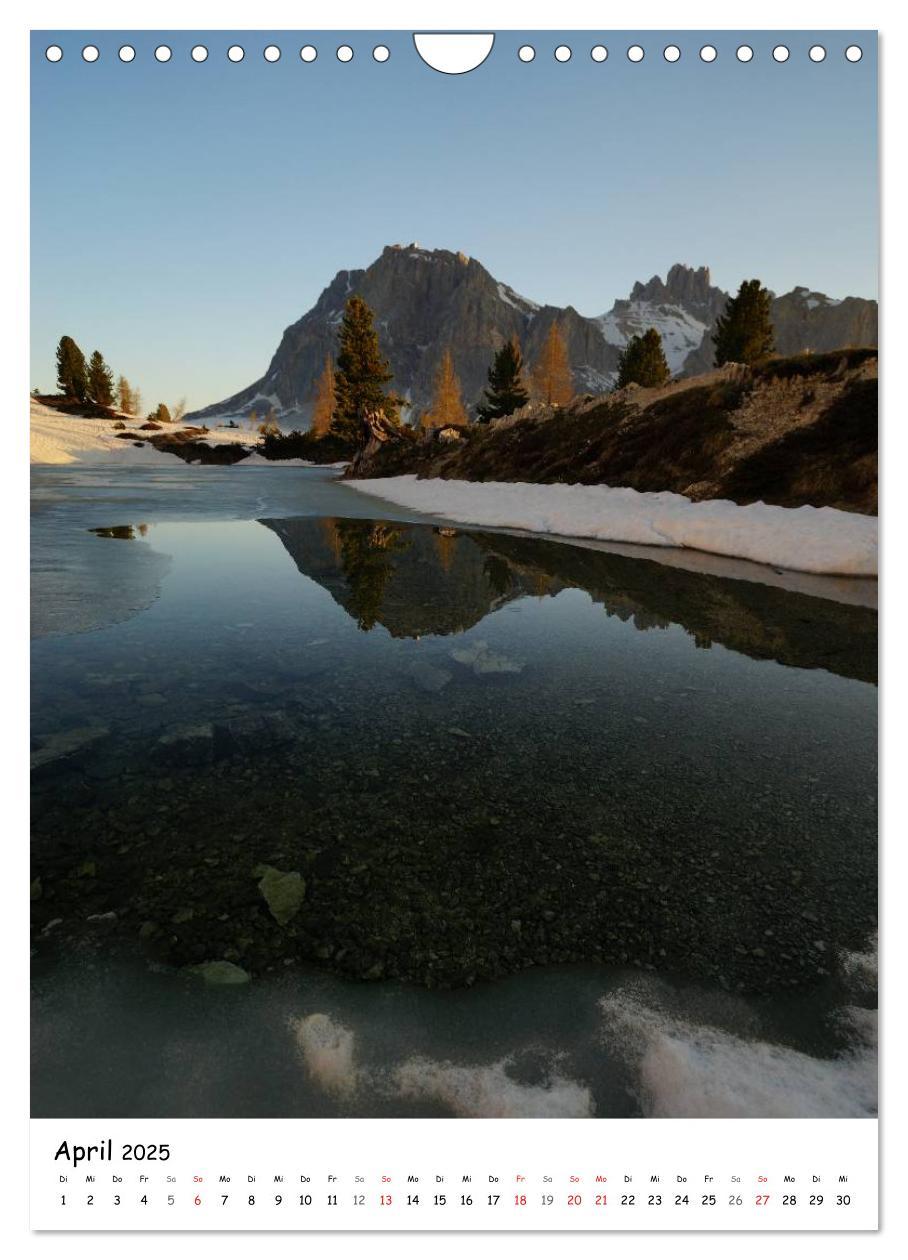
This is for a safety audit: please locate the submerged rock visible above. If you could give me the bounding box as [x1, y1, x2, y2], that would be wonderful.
[154, 722, 215, 767]
[450, 640, 524, 676]
[31, 724, 110, 771]
[407, 661, 452, 693]
[213, 710, 297, 756]
[184, 960, 251, 986]
[254, 864, 306, 927]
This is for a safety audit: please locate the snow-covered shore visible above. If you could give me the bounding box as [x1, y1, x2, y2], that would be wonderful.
[347, 475, 878, 578]
[29, 400, 261, 466]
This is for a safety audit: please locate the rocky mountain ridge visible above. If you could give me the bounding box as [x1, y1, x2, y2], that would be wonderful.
[186, 245, 877, 427]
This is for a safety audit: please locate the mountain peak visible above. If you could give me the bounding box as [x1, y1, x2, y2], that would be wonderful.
[381, 242, 471, 265]
[629, 263, 719, 313]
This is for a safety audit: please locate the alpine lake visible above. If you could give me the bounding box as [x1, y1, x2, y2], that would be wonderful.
[30, 465, 877, 1119]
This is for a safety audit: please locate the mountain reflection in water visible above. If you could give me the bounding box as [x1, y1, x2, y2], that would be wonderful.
[31, 513, 876, 1011]
[261, 516, 877, 684]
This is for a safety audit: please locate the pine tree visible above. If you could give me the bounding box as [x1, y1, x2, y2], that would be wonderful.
[155, 403, 172, 424]
[616, 328, 671, 388]
[116, 375, 133, 415]
[476, 337, 529, 423]
[425, 349, 469, 429]
[335, 520, 410, 632]
[332, 296, 401, 440]
[87, 350, 115, 406]
[55, 335, 88, 402]
[133, 388, 142, 418]
[311, 356, 337, 438]
[532, 322, 573, 406]
[712, 279, 775, 366]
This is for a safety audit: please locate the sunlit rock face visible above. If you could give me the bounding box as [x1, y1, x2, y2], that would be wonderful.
[184, 244, 622, 427]
[185, 247, 877, 427]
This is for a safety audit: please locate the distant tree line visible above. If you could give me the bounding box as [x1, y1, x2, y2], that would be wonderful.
[49, 334, 184, 425]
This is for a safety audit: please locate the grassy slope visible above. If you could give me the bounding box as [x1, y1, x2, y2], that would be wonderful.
[352, 349, 878, 516]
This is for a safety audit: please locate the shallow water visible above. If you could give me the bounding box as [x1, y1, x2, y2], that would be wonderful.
[30, 466, 878, 1118]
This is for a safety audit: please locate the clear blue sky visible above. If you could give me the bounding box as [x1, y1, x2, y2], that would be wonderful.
[31, 30, 877, 412]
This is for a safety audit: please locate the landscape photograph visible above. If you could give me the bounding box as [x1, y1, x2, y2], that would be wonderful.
[30, 31, 877, 1121]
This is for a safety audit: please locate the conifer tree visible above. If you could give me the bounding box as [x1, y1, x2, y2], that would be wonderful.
[533, 322, 573, 406]
[116, 376, 133, 415]
[55, 335, 88, 402]
[87, 351, 115, 406]
[133, 388, 143, 418]
[311, 356, 337, 438]
[155, 403, 172, 424]
[712, 279, 775, 366]
[332, 295, 401, 440]
[616, 328, 671, 388]
[425, 349, 469, 429]
[476, 337, 529, 423]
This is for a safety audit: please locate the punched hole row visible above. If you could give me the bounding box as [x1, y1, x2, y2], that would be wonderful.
[47, 41, 865, 66]
[45, 44, 390, 64]
[520, 43, 863, 64]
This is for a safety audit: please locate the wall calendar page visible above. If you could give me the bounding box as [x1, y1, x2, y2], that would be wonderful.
[21, 6, 886, 1246]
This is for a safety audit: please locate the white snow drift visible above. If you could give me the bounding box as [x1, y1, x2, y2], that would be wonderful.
[29, 400, 261, 466]
[349, 475, 877, 577]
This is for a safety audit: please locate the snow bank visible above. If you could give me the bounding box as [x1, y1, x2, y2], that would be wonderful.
[348, 475, 877, 577]
[29, 400, 260, 466]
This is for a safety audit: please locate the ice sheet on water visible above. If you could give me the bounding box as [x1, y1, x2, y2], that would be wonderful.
[598, 977, 877, 1119]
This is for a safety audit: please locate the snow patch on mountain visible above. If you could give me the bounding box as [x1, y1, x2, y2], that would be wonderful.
[497, 281, 540, 314]
[596, 302, 711, 375]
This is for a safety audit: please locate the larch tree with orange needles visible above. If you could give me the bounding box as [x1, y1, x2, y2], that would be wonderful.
[311, 356, 337, 438]
[533, 321, 573, 407]
[426, 349, 469, 429]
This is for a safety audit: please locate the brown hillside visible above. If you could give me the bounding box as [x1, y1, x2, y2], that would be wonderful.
[349, 349, 878, 516]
